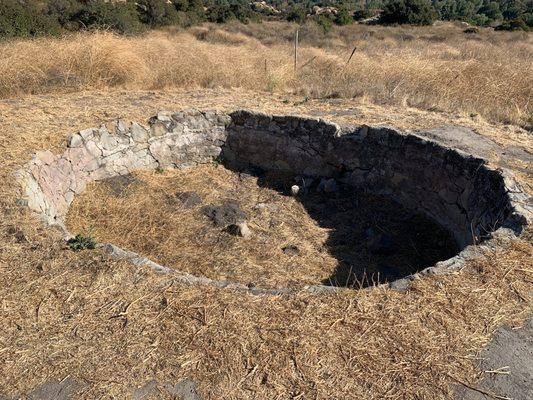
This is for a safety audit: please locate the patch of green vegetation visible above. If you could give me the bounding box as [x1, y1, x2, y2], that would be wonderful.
[380, 0, 438, 25]
[1, 0, 532, 39]
[67, 234, 96, 251]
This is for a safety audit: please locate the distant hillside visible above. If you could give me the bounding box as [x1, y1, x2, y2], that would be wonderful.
[0, 0, 531, 39]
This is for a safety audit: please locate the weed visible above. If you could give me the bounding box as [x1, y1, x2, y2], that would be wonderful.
[67, 234, 96, 251]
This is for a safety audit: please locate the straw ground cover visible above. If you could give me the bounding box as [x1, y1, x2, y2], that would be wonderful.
[0, 21, 532, 127]
[65, 165, 457, 289]
[0, 89, 531, 398]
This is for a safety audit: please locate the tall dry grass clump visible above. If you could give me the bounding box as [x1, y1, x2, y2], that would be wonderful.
[0, 22, 532, 127]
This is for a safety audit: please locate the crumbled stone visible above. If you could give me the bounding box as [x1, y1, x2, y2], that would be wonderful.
[201, 200, 247, 228]
[15, 108, 531, 289]
[226, 222, 252, 239]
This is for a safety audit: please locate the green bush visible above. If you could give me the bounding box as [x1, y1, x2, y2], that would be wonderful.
[0, 0, 61, 39]
[495, 17, 530, 30]
[335, 8, 354, 25]
[523, 12, 533, 27]
[67, 234, 96, 251]
[313, 14, 334, 33]
[72, 1, 143, 34]
[137, 0, 181, 27]
[285, 6, 307, 24]
[381, 0, 438, 25]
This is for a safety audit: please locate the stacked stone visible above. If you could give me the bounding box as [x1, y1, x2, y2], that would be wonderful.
[16, 109, 230, 228]
[15, 108, 531, 293]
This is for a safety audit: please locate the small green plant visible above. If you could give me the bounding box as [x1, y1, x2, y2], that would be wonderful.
[67, 234, 96, 251]
[155, 166, 165, 174]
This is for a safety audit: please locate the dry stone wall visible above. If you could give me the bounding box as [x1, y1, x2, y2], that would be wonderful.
[15, 109, 532, 292]
[16, 110, 229, 228]
[224, 110, 531, 248]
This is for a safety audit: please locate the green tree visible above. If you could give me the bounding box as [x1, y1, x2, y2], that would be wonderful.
[479, 1, 503, 21]
[381, 0, 438, 25]
[285, 5, 307, 24]
[72, 1, 143, 34]
[335, 7, 355, 25]
[0, 0, 61, 38]
[137, 0, 181, 27]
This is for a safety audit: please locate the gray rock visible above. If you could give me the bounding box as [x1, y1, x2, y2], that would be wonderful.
[317, 178, 338, 193]
[27, 377, 86, 400]
[130, 123, 149, 142]
[389, 277, 412, 292]
[282, 245, 299, 255]
[176, 191, 202, 208]
[253, 202, 279, 212]
[165, 379, 202, 400]
[364, 228, 395, 255]
[201, 201, 247, 228]
[455, 318, 533, 400]
[226, 222, 252, 239]
[67, 133, 83, 148]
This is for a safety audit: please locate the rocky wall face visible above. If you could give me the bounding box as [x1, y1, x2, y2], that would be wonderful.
[16, 110, 230, 227]
[224, 110, 531, 248]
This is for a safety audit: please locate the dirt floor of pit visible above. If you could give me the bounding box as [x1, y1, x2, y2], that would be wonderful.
[66, 164, 459, 289]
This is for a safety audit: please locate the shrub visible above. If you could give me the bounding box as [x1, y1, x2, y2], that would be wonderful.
[523, 12, 533, 27]
[495, 18, 530, 30]
[72, 1, 143, 34]
[380, 0, 438, 25]
[335, 8, 354, 25]
[67, 234, 96, 251]
[137, 0, 181, 27]
[314, 14, 334, 33]
[285, 6, 307, 24]
[0, 0, 61, 39]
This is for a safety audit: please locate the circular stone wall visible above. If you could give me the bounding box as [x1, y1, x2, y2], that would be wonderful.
[16, 109, 532, 293]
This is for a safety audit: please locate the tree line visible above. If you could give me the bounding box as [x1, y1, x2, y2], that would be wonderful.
[1, 0, 531, 39]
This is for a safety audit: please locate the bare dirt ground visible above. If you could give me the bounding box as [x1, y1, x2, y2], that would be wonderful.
[0, 89, 531, 399]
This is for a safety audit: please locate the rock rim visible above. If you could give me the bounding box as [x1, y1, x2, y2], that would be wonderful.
[15, 109, 532, 294]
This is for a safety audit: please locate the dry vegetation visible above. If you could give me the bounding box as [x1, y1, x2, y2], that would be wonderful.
[0, 18, 531, 397]
[0, 21, 532, 127]
[66, 165, 457, 289]
[0, 88, 531, 399]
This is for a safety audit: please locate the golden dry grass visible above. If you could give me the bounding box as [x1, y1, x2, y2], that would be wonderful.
[66, 165, 457, 289]
[0, 89, 531, 398]
[0, 21, 532, 127]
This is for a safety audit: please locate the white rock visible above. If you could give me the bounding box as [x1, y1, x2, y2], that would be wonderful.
[127, 124, 147, 144]
[67, 133, 83, 148]
[291, 185, 300, 196]
[227, 222, 252, 239]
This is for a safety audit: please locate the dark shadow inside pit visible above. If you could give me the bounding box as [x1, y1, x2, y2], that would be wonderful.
[233, 167, 459, 288]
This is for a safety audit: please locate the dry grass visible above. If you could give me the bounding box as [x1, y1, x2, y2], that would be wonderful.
[0, 21, 532, 127]
[0, 89, 531, 398]
[66, 165, 457, 289]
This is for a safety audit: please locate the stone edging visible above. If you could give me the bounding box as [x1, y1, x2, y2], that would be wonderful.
[15, 109, 532, 294]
